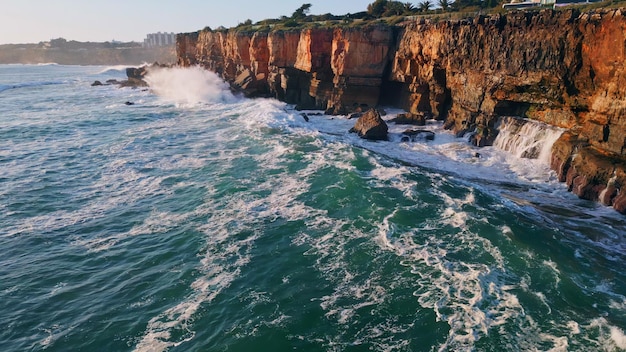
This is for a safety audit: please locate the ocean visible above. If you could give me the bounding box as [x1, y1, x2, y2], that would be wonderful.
[0, 64, 624, 352]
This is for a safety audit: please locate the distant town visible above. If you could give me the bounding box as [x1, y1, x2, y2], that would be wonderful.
[0, 32, 177, 65]
[143, 32, 176, 48]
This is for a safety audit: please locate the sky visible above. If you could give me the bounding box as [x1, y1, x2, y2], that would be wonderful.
[0, 1, 376, 44]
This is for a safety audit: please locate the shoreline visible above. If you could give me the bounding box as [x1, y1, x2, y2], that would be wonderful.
[174, 7, 626, 215]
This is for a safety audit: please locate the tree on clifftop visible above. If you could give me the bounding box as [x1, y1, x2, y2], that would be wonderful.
[404, 2, 416, 12]
[368, 0, 417, 17]
[438, 0, 450, 11]
[367, 0, 389, 17]
[292, 3, 312, 19]
[384, 1, 406, 16]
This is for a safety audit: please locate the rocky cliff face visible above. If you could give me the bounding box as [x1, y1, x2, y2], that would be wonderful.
[177, 8, 626, 214]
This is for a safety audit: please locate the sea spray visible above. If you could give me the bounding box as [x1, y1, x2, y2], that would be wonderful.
[144, 66, 237, 105]
[493, 116, 564, 164]
[96, 65, 133, 75]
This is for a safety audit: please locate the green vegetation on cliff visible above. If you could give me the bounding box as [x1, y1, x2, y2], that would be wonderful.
[209, 0, 626, 34]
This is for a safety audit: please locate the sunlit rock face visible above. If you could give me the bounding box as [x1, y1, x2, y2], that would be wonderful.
[176, 8, 626, 213]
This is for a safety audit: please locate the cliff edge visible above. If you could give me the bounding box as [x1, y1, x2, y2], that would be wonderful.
[177, 8, 626, 214]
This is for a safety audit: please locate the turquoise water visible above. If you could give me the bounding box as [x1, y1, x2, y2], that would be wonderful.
[0, 64, 624, 351]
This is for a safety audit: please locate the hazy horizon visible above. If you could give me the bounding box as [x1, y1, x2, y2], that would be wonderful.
[0, 0, 374, 45]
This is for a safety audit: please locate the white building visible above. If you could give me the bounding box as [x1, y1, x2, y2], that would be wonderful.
[143, 32, 176, 47]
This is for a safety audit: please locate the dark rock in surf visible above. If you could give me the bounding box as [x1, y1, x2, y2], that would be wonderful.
[612, 191, 626, 214]
[348, 112, 363, 120]
[401, 129, 435, 141]
[349, 108, 388, 141]
[91, 80, 103, 86]
[391, 112, 428, 126]
[119, 64, 160, 88]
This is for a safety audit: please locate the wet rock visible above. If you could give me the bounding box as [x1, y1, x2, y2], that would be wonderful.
[613, 192, 626, 214]
[349, 108, 388, 140]
[391, 113, 427, 126]
[401, 129, 435, 141]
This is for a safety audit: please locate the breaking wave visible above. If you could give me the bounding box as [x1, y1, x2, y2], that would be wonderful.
[144, 66, 237, 106]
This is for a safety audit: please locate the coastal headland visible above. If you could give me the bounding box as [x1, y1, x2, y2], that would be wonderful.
[0, 39, 175, 65]
[175, 8, 626, 214]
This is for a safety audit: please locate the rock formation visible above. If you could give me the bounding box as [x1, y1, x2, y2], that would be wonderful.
[349, 108, 388, 140]
[176, 8, 626, 214]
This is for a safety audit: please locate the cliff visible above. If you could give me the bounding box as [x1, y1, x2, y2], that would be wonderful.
[176, 8, 626, 214]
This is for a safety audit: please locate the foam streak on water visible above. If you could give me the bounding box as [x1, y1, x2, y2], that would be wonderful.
[0, 65, 624, 352]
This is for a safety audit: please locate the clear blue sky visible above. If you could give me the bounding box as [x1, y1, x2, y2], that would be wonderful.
[0, 1, 376, 44]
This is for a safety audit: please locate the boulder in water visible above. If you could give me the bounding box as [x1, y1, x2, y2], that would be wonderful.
[349, 108, 388, 141]
[401, 129, 435, 142]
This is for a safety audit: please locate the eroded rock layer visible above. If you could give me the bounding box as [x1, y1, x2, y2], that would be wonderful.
[176, 9, 626, 213]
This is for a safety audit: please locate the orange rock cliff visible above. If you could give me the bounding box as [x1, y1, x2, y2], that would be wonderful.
[176, 8, 626, 214]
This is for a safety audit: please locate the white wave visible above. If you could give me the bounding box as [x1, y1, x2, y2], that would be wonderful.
[274, 109, 567, 212]
[134, 214, 255, 352]
[376, 211, 398, 251]
[500, 225, 513, 235]
[38, 323, 76, 349]
[144, 66, 237, 106]
[610, 326, 626, 349]
[374, 206, 519, 351]
[301, 195, 520, 351]
[227, 103, 565, 212]
[533, 291, 552, 314]
[133, 142, 327, 350]
[567, 320, 581, 335]
[96, 65, 130, 75]
[367, 159, 420, 200]
[539, 333, 569, 352]
[134, 132, 334, 351]
[73, 210, 194, 253]
[542, 259, 562, 287]
[587, 318, 626, 350]
[494, 116, 564, 165]
[321, 277, 387, 324]
[12, 156, 169, 239]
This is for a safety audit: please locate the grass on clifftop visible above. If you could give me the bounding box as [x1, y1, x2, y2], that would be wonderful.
[205, 0, 626, 35]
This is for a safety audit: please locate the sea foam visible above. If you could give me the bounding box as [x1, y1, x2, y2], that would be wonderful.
[144, 66, 237, 106]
